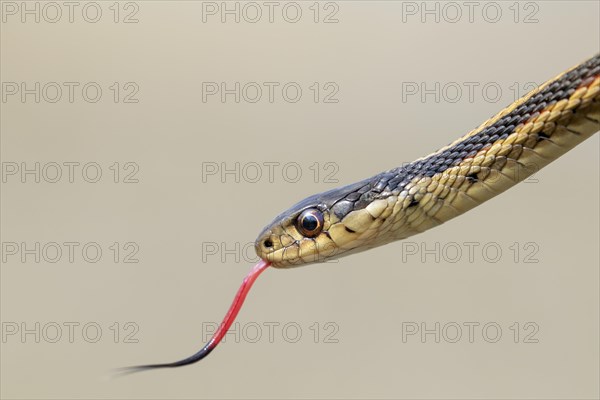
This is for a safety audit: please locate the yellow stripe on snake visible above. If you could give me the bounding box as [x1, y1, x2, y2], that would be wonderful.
[255, 54, 600, 268]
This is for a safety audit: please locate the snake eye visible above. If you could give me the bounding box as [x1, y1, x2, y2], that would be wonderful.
[297, 209, 324, 238]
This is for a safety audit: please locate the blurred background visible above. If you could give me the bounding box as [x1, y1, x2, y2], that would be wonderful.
[1, 1, 598, 399]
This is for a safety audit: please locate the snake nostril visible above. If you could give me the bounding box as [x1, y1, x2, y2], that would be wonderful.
[263, 239, 273, 249]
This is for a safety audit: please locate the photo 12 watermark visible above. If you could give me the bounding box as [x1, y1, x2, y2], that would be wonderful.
[199, 1, 340, 24]
[1, 162, 140, 184]
[401, 321, 540, 344]
[399, 241, 541, 265]
[202, 81, 340, 104]
[201, 82, 340, 104]
[201, 241, 342, 264]
[201, 321, 340, 344]
[1, 82, 140, 104]
[1, 1, 140, 24]
[400, 2, 540, 24]
[201, 161, 340, 184]
[400, 81, 541, 104]
[1, 321, 140, 344]
[2, 241, 140, 264]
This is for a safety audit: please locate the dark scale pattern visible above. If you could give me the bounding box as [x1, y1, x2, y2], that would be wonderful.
[332, 54, 600, 217]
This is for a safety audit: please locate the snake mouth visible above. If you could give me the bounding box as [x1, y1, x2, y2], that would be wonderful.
[254, 239, 293, 268]
[256, 233, 346, 268]
[254, 231, 305, 267]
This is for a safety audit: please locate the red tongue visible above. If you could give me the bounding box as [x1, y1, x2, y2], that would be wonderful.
[207, 258, 271, 349]
[121, 259, 271, 374]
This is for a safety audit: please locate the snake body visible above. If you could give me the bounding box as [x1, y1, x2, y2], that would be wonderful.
[124, 54, 600, 373]
[255, 54, 600, 267]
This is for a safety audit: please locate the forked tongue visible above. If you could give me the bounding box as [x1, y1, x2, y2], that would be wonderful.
[117, 259, 271, 375]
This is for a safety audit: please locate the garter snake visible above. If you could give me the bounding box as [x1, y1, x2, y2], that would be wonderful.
[255, 54, 600, 268]
[124, 53, 599, 373]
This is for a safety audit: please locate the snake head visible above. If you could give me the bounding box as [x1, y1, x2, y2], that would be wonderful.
[255, 177, 390, 268]
[254, 200, 338, 268]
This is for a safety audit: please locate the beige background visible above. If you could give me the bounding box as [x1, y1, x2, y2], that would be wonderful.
[1, 1, 599, 399]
